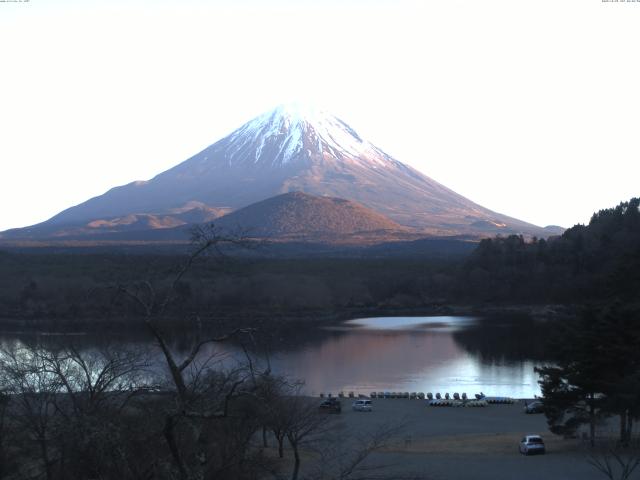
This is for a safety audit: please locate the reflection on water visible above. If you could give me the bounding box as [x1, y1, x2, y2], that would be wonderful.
[0, 316, 546, 398]
[345, 316, 477, 332]
[267, 317, 543, 398]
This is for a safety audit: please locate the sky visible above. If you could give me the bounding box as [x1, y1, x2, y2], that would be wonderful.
[1, 0, 639, 231]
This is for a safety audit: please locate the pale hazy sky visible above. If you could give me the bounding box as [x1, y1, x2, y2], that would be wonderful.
[1, 0, 639, 232]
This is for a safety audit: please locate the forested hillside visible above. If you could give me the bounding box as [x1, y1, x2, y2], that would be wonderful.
[460, 198, 640, 304]
[1, 198, 637, 329]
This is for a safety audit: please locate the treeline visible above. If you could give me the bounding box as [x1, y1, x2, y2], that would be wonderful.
[460, 197, 640, 305]
[1, 197, 638, 328]
[0, 254, 460, 328]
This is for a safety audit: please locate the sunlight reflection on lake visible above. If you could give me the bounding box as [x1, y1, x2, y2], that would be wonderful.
[263, 316, 543, 398]
[0, 316, 545, 398]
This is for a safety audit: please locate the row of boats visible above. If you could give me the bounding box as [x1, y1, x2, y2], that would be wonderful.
[319, 391, 516, 406]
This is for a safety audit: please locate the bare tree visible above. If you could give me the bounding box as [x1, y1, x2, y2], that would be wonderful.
[308, 421, 421, 480]
[115, 225, 255, 403]
[38, 344, 149, 415]
[0, 345, 64, 480]
[112, 225, 266, 480]
[0, 342, 154, 480]
[268, 394, 290, 459]
[282, 393, 332, 480]
[252, 374, 303, 459]
[588, 439, 640, 480]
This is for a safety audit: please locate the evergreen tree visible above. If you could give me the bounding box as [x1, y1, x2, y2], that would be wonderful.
[536, 311, 607, 446]
[536, 306, 640, 446]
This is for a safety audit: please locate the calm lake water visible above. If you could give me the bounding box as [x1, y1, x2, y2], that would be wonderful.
[0, 315, 548, 398]
[264, 316, 545, 398]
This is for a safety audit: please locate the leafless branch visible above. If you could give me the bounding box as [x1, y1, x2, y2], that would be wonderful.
[588, 440, 640, 480]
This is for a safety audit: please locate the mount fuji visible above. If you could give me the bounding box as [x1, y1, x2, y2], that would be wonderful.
[2, 104, 555, 242]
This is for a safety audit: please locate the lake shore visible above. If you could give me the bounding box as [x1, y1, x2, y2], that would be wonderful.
[0, 302, 578, 333]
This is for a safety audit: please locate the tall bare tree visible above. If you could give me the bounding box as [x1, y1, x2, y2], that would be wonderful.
[113, 225, 265, 479]
[281, 394, 331, 480]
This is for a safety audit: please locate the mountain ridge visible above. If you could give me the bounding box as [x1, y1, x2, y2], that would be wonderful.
[2, 104, 557, 241]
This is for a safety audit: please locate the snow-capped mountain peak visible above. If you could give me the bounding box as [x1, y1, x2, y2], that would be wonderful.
[220, 103, 388, 167]
[11, 104, 550, 239]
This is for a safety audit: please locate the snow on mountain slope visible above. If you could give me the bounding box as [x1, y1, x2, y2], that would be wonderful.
[221, 103, 395, 167]
[4, 103, 549, 239]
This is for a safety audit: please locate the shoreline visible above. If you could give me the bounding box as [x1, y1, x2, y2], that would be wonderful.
[0, 303, 578, 333]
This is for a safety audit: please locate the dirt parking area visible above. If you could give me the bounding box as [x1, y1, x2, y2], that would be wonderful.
[324, 398, 606, 480]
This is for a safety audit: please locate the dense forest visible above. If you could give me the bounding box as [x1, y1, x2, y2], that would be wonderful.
[461, 197, 640, 305]
[0, 198, 638, 329]
[0, 253, 459, 329]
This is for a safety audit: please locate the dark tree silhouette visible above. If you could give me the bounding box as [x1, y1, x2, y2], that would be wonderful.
[536, 305, 640, 446]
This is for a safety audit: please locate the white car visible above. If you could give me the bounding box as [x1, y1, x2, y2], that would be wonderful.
[519, 435, 546, 455]
[352, 399, 372, 412]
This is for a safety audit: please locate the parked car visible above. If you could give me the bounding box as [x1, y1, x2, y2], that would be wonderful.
[524, 401, 544, 414]
[519, 435, 546, 455]
[319, 398, 341, 414]
[352, 399, 372, 412]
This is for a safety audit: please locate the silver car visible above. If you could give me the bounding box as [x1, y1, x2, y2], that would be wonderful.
[352, 399, 372, 412]
[519, 435, 545, 455]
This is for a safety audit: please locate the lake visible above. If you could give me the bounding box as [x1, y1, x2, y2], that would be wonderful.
[260, 315, 546, 398]
[0, 315, 548, 398]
